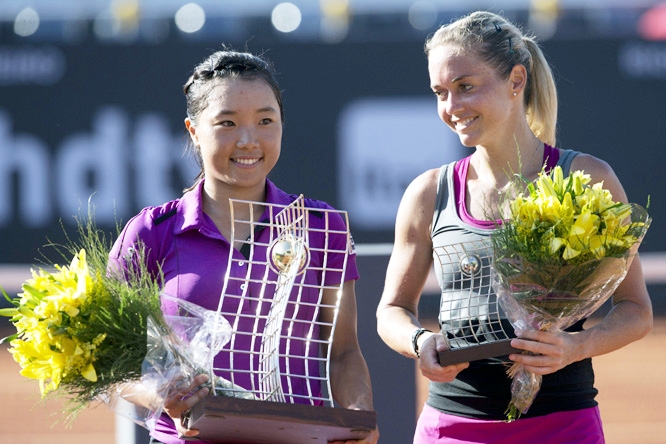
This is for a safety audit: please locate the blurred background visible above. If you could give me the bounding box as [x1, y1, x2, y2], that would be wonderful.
[1, 0, 664, 443]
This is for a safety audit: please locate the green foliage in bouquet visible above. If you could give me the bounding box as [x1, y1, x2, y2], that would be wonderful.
[0, 217, 166, 418]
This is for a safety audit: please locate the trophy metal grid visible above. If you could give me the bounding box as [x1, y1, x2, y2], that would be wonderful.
[433, 239, 520, 365]
[208, 195, 351, 407]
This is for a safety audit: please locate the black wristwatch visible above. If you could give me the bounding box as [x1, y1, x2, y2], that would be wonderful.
[411, 327, 431, 358]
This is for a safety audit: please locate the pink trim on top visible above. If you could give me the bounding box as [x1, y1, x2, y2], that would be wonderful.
[455, 145, 559, 229]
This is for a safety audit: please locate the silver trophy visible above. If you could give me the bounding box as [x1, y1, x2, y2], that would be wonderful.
[433, 239, 520, 366]
[182, 196, 375, 443]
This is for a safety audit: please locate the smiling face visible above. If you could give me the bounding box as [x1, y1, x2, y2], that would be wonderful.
[428, 44, 521, 149]
[185, 76, 282, 198]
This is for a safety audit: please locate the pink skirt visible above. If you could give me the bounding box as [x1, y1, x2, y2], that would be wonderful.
[414, 403, 605, 444]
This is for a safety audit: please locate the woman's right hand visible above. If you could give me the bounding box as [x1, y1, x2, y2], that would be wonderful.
[163, 373, 210, 438]
[417, 334, 469, 382]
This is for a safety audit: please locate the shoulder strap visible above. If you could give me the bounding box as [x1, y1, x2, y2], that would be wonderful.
[432, 162, 456, 236]
[557, 149, 580, 173]
[434, 164, 449, 216]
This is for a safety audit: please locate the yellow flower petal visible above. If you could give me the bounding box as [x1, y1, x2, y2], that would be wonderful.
[563, 244, 580, 260]
[552, 166, 564, 194]
[80, 363, 98, 382]
[537, 173, 557, 198]
[549, 237, 565, 255]
[570, 212, 599, 237]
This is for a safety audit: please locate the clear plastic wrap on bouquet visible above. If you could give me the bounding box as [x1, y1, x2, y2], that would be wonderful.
[494, 254, 631, 333]
[492, 254, 630, 420]
[101, 295, 242, 431]
[492, 204, 651, 421]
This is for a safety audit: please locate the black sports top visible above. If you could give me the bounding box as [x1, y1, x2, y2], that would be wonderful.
[428, 148, 598, 419]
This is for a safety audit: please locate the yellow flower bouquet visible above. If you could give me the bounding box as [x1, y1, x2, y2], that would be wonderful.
[0, 219, 237, 428]
[491, 166, 651, 421]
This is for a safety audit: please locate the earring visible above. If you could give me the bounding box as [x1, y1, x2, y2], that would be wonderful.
[513, 92, 517, 96]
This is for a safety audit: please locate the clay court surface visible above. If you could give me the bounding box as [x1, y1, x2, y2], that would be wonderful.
[2, 319, 665, 444]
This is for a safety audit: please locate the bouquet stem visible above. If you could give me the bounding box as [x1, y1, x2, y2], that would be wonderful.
[505, 362, 542, 422]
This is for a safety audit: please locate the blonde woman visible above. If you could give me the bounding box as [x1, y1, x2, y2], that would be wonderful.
[377, 11, 651, 444]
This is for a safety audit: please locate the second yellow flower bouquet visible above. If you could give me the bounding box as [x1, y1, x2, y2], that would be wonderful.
[491, 166, 651, 421]
[0, 219, 239, 428]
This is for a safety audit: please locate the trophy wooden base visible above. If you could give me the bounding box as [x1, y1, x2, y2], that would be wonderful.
[181, 396, 376, 443]
[438, 339, 521, 366]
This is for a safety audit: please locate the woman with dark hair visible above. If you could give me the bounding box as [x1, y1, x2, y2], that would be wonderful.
[110, 48, 378, 444]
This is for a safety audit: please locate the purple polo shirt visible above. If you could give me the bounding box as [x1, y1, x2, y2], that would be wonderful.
[109, 179, 359, 444]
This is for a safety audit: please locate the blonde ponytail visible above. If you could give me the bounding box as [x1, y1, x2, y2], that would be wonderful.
[523, 38, 557, 146]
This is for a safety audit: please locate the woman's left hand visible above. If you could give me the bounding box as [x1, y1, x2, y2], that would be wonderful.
[509, 329, 582, 375]
[163, 373, 210, 438]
